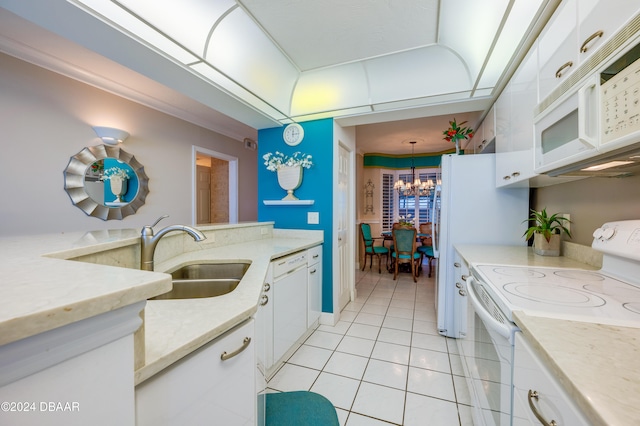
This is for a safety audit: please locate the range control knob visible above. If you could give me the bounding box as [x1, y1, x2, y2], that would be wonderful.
[593, 228, 603, 239]
[602, 227, 615, 240]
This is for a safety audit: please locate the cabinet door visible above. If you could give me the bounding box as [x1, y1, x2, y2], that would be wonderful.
[513, 333, 591, 426]
[497, 45, 538, 188]
[538, 0, 577, 101]
[307, 245, 322, 328]
[136, 320, 255, 426]
[484, 104, 496, 143]
[578, 0, 640, 65]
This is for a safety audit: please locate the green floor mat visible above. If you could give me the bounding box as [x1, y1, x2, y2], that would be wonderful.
[265, 391, 339, 426]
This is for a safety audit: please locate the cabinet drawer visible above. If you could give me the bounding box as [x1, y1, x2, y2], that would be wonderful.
[307, 245, 322, 265]
[513, 333, 590, 426]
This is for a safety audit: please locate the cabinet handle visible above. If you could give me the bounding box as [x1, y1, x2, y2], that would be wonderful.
[461, 275, 468, 281]
[511, 171, 520, 177]
[263, 283, 271, 292]
[260, 295, 269, 306]
[313, 254, 319, 259]
[580, 30, 603, 53]
[456, 282, 463, 289]
[221, 337, 252, 361]
[503, 175, 511, 180]
[555, 61, 573, 78]
[458, 289, 466, 296]
[528, 390, 558, 426]
[310, 268, 317, 274]
[454, 262, 461, 268]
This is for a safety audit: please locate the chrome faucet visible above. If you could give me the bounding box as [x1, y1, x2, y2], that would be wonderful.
[140, 215, 206, 271]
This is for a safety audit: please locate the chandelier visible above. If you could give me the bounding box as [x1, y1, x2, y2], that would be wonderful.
[394, 141, 435, 197]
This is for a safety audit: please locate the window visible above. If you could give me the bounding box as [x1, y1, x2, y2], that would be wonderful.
[381, 169, 438, 231]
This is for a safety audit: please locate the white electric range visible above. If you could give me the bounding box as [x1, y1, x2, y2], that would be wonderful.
[471, 219, 640, 327]
[457, 220, 640, 426]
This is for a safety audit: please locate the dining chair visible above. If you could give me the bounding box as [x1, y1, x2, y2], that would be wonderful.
[391, 227, 420, 282]
[360, 223, 389, 274]
[417, 222, 435, 277]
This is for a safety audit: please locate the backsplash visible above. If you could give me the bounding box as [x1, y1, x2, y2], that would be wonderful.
[562, 241, 603, 268]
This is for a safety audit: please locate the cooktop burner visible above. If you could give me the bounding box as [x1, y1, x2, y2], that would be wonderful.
[472, 264, 640, 324]
[503, 282, 607, 307]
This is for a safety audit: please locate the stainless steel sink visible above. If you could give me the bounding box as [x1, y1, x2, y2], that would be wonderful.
[150, 262, 250, 300]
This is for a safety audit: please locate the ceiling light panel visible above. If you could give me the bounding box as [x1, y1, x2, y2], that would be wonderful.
[205, 8, 298, 114]
[118, 0, 235, 57]
[477, 0, 544, 89]
[72, 0, 199, 64]
[439, 0, 510, 82]
[365, 46, 472, 104]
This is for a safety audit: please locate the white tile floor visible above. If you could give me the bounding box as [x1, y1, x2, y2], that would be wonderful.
[266, 260, 475, 425]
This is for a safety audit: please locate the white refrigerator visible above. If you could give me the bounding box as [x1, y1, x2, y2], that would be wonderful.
[432, 154, 529, 338]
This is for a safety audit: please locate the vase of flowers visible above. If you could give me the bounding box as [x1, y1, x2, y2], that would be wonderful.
[396, 214, 415, 228]
[101, 167, 131, 203]
[443, 118, 474, 154]
[263, 151, 313, 200]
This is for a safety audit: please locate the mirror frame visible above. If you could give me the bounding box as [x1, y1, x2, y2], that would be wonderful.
[63, 144, 149, 220]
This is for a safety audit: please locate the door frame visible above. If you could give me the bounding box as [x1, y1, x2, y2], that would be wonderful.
[192, 146, 238, 225]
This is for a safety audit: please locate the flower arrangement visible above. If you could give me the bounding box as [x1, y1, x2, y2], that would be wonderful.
[443, 118, 474, 143]
[396, 214, 415, 227]
[263, 151, 313, 172]
[100, 166, 131, 181]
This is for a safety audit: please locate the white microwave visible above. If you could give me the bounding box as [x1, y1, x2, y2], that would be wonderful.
[533, 74, 599, 174]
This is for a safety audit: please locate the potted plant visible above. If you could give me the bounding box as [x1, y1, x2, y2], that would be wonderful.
[523, 208, 572, 256]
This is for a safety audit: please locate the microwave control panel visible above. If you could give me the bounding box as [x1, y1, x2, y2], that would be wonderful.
[601, 55, 640, 145]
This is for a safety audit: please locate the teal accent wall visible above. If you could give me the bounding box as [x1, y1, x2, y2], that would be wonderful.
[258, 118, 334, 313]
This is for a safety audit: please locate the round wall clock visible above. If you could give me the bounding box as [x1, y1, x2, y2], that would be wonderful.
[283, 123, 304, 146]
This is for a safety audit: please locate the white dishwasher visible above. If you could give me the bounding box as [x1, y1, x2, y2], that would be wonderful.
[272, 251, 308, 365]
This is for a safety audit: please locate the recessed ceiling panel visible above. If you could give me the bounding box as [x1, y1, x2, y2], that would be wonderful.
[239, 0, 439, 71]
[365, 46, 471, 104]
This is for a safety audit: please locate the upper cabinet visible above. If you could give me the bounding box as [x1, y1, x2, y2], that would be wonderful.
[496, 45, 538, 188]
[538, 0, 640, 102]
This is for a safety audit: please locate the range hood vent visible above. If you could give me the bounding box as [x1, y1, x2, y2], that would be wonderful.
[546, 144, 640, 178]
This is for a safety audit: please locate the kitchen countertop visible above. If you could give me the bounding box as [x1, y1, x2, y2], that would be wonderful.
[138, 235, 323, 384]
[0, 229, 171, 347]
[455, 244, 639, 426]
[514, 312, 640, 426]
[0, 225, 323, 386]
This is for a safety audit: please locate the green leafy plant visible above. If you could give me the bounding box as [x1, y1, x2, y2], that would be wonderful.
[523, 208, 572, 242]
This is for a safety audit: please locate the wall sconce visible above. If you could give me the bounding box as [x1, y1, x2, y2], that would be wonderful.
[93, 126, 130, 145]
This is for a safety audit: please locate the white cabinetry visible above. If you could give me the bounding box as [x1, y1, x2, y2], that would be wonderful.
[513, 333, 591, 426]
[307, 245, 322, 328]
[0, 302, 143, 426]
[496, 45, 538, 187]
[453, 252, 469, 339]
[136, 319, 256, 426]
[538, 0, 640, 102]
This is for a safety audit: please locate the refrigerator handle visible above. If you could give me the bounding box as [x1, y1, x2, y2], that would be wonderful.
[431, 186, 441, 257]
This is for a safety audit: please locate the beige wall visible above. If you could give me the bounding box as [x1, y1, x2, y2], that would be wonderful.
[533, 174, 640, 246]
[0, 53, 258, 236]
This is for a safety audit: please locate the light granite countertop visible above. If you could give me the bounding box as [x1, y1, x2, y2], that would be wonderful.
[456, 244, 639, 426]
[0, 224, 323, 386]
[0, 229, 171, 347]
[138, 234, 323, 384]
[514, 312, 640, 426]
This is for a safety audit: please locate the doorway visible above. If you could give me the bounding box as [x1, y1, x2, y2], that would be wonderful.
[192, 146, 238, 225]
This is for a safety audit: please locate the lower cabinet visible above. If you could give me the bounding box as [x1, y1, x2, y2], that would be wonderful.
[513, 332, 590, 426]
[307, 245, 322, 328]
[136, 319, 256, 426]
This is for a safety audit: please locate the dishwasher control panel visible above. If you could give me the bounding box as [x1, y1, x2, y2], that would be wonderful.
[273, 252, 308, 278]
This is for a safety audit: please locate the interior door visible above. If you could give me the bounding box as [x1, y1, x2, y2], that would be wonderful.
[196, 165, 211, 224]
[337, 145, 351, 311]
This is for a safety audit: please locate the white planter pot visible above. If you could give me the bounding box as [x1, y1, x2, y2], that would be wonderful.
[533, 233, 560, 256]
[276, 166, 303, 200]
